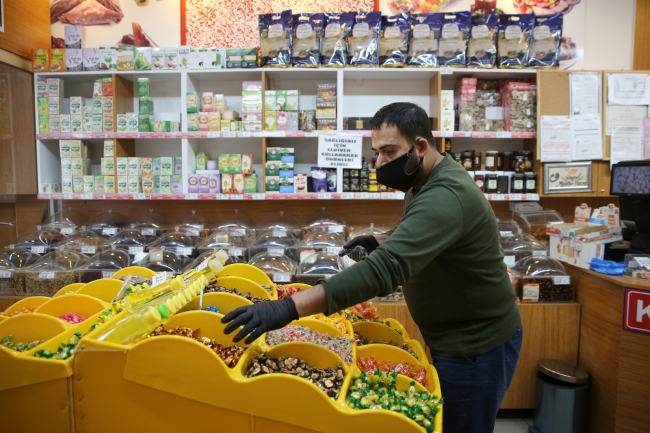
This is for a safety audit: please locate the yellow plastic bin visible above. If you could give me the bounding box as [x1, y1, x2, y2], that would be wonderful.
[76, 278, 123, 303]
[112, 266, 156, 280]
[54, 282, 84, 297]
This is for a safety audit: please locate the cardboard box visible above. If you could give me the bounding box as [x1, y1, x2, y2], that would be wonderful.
[264, 111, 276, 130]
[37, 98, 48, 116]
[126, 113, 138, 132]
[160, 157, 174, 175]
[198, 174, 210, 193]
[316, 107, 336, 119]
[159, 175, 171, 193]
[226, 47, 258, 69]
[92, 96, 102, 113]
[59, 141, 71, 158]
[171, 175, 183, 194]
[221, 174, 233, 193]
[47, 79, 64, 98]
[228, 154, 242, 174]
[285, 90, 300, 111]
[68, 97, 83, 115]
[104, 176, 115, 194]
[116, 157, 128, 176]
[201, 92, 214, 112]
[152, 158, 161, 176]
[137, 77, 150, 98]
[441, 90, 454, 113]
[139, 97, 153, 114]
[244, 174, 257, 193]
[279, 177, 294, 194]
[276, 111, 288, 130]
[138, 114, 151, 132]
[48, 97, 63, 115]
[127, 176, 141, 193]
[71, 115, 83, 133]
[83, 175, 95, 193]
[37, 115, 49, 133]
[242, 154, 253, 175]
[571, 237, 623, 270]
[116, 47, 134, 70]
[174, 157, 182, 175]
[61, 158, 72, 176]
[102, 115, 114, 132]
[266, 161, 280, 176]
[142, 176, 154, 193]
[233, 174, 244, 194]
[198, 112, 209, 131]
[209, 112, 221, 131]
[440, 113, 455, 132]
[61, 176, 73, 193]
[116, 114, 127, 132]
[243, 121, 262, 131]
[99, 46, 117, 71]
[220, 120, 231, 132]
[187, 113, 199, 131]
[73, 176, 84, 193]
[66, 49, 83, 72]
[187, 174, 199, 193]
[101, 157, 115, 176]
[49, 115, 60, 133]
[94, 176, 105, 194]
[117, 176, 128, 193]
[32, 49, 49, 73]
[64, 25, 83, 48]
[154, 176, 161, 194]
[69, 140, 83, 158]
[127, 157, 141, 176]
[36, 79, 48, 98]
[317, 119, 336, 130]
[178, 46, 190, 69]
[135, 48, 152, 70]
[83, 48, 100, 71]
[294, 174, 307, 193]
[141, 157, 153, 176]
[266, 176, 280, 192]
[164, 47, 178, 69]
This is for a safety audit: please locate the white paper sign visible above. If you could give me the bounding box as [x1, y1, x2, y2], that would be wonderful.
[611, 126, 644, 166]
[634, 256, 650, 270]
[570, 72, 601, 115]
[151, 272, 167, 287]
[571, 114, 603, 160]
[608, 74, 650, 106]
[541, 116, 572, 162]
[606, 105, 647, 135]
[317, 135, 363, 169]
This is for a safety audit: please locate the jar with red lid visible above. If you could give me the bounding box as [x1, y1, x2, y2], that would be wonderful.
[462, 151, 474, 171]
[485, 151, 499, 171]
[474, 174, 485, 192]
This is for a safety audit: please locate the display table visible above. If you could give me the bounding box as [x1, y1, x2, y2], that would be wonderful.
[564, 264, 650, 433]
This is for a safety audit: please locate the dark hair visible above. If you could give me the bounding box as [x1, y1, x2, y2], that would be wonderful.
[369, 102, 435, 147]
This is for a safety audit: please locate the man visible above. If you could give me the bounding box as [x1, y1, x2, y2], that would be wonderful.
[222, 102, 522, 433]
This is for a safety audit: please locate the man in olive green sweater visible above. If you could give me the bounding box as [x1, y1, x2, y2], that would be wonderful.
[223, 102, 522, 433]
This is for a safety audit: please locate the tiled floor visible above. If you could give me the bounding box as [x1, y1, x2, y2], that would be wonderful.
[494, 418, 533, 433]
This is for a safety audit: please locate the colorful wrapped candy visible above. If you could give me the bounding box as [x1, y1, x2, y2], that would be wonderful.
[1, 335, 45, 352]
[357, 356, 427, 386]
[57, 312, 88, 324]
[354, 332, 419, 359]
[266, 325, 354, 364]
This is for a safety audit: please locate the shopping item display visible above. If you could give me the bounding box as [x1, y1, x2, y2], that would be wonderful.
[511, 256, 573, 302]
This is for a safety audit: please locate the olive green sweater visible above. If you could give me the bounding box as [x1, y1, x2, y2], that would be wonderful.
[322, 153, 521, 357]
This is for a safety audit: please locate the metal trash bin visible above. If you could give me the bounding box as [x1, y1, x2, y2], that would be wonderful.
[528, 359, 589, 433]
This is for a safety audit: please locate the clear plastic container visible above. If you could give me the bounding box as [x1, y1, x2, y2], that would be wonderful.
[211, 209, 256, 245]
[135, 250, 191, 275]
[8, 228, 67, 254]
[19, 250, 89, 296]
[296, 252, 341, 286]
[197, 231, 247, 260]
[501, 233, 548, 266]
[129, 209, 168, 237]
[147, 231, 200, 258]
[182, 250, 244, 273]
[513, 210, 563, 242]
[172, 210, 210, 237]
[0, 249, 41, 295]
[40, 211, 85, 235]
[511, 256, 573, 302]
[348, 223, 389, 240]
[250, 229, 300, 263]
[248, 251, 296, 283]
[301, 231, 345, 248]
[53, 229, 108, 255]
[302, 208, 347, 238]
[624, 254, 650, 279]
[497, 219, 523, 237]
[85, 210, 128, 237]
[77, 249, 131, 283]
[102, 228, 158, 255]
[256, 211, 302, 239]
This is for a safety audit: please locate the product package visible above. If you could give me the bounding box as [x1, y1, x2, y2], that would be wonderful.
[292, 13, 324, 68]
[349, 12, 382, 67]
[67, 49, 83, 72]
[502, 82, 537, 132]
[50, 49, 66, 73]
[379, 13, 411, 68]
[406, 13, 442, 67]
[467, 13, 499, 68]
[83, 48, 100, 71]
[497, 14, 534, 69]
[321, 12, 356, 67]
[526, 14, 563, 69]
[259, 10, 293, 68]
[437, 11, 471, 67]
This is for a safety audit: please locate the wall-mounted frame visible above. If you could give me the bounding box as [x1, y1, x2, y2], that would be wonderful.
[544, 161, 593, 194]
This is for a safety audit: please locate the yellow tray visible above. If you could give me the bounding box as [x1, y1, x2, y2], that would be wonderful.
[112, 266, 156, 280]
[180, 291, 253, 315]
[216, 276, 275, 300]
[353, 321, 405, 345]
[35, 293, 110, 321]
[76, 278, 123, 303]
[217, 263, 274, 286]
[54, 282, 84, 297]
[2, 296, 50, 315]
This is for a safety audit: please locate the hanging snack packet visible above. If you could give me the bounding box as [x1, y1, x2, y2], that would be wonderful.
[379, 13, 412, 68]
[526, 14, 563, 69]
[349, 11, 382, 67]
[321, 12, 356, 67]
[437, 11, 471, 68]
[259, 10, 293, 68]
[406, 13, 443, 68]
[292, 13, 325, 68]
[497, 14, 534, 69]
[467, 13, 499, 68]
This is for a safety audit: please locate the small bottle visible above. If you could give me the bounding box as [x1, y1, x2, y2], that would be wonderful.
[525, 172, 537, 193]
[514, 155, 526, 173]
[511, 173, 525, 193]
[486, 174, 498, 193]
[473, 151, 482, 171]
[452, 152, 462, 164]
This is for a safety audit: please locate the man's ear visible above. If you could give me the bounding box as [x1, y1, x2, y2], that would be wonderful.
[415, 137, 430, 158]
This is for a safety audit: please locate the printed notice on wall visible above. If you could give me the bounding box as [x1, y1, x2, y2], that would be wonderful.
[611, 126, 644, 166]
[570, 72, 601, 115]
[540, 116, 572, 162]
[317, 135, 363, 169]
[607, 74, 650, 106]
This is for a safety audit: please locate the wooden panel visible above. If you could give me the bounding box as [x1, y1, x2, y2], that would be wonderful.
[0, 202, 17, 247]
[113, 74, 135, 128]
[616, 329, 650, 433]
[115, 139, 135, 158]
[0, 295, 26, 312]
[0, 0, 50, 60]
[634, 0, 650, 70]
[14, 195, 46, 236]
[595, 160, 615, 197]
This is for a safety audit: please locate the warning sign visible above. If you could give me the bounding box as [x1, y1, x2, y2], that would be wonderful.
[317, 135, 363, 169]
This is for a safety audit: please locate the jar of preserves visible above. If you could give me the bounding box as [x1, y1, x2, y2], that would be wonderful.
[497, 175, 509, 194]
[486, 174, 498, 193]
[474, 174, 485, 192]
[462, 151, 474, 171]
[501, 151, 514, 171]
[511, 173, 525, 193]
[525, 173, 537, 193]
[485, 151, 499, 171]
[514, 155, 526, 173]
[452, 152, 462, 164]
[519, 150, 533, 172]
[473, 151, 482, 170]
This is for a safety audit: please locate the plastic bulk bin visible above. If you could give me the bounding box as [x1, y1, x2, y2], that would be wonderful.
[0, 249, 40, 295]
[182, 250, 244, 273]
[348, 223, 389, 240]
[249, 229, 300, 264]
[296, 252, 342, 286]
[497, 219, 523, 236]
[102, 228, 158, 256]
[197, 231, 247, 259]
[513, 210, 563, 242]
[53, 229, 108, 255]
[211, 210, 256, 246]
[501, 233, 549, 266]
[129, 209, 168, 237]
[248, 251, 296, 284]
[77, 250, 131, 283]
[18, 250, 89, 296]
[135, 250, 191, 275]
[302, 209, 347, 239]
[8, 228, 67, 254]
[40, 210, 85, 235]
[172, 210, 210, 238]
[623, 254, 650, 279]
[511, 256, 573, 302]
[147, 231, 200, 259]
[256, 211, 302, 239]
[85, 210, 128, 238]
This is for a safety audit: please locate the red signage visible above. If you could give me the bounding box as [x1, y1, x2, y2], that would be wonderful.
[623, 287, 650, 335]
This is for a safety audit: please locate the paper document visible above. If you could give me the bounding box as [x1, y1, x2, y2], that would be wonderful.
[570, 72, 601, 115]
[606, 105, 647, 135]
[608, 73, 650, 106]
[610, 126, 644, 166]
[644, 118, 650, 159]
[571, 114, 603, 160]
[541, 116, 572, 162]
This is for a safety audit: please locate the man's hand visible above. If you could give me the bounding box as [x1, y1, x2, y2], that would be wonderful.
[221, 296, 298, 344]
[339, 235, 380, 256]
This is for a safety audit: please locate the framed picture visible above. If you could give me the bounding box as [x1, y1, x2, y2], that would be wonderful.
[0, 0, 4, 33]
[544, 162, 593, 194]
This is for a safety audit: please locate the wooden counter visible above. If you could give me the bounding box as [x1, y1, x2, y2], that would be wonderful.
[564, 264, 650, 433]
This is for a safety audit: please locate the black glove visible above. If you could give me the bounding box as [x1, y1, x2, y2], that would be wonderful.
[339, 235, 379, 256]
[221, 296, 299, 344]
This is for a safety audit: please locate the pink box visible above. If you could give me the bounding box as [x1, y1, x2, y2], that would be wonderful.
[201, 92, 214, 112]
[198, 112, 209, 131]
[242, 111, 263, 122]
[276, 111, 288, 131]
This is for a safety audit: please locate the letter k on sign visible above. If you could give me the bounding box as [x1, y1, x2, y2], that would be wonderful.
[623, 287, 650, 335]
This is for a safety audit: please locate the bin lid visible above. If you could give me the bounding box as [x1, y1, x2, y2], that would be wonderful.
[538, 359, 589, 384]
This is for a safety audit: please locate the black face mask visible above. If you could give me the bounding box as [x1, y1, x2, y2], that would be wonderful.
[376, 144, 423, 192]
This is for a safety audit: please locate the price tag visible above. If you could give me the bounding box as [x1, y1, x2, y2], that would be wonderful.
[500, 231, 514, 237]
[272, 229, 287, 237]
[134, 193, 146, 200]
[441, 131, 453, 138]
[369, 193, 380, 199]
[230, 229, 246, 236]
[150, 249, 164, 262]
[239, 132, 251, 138]
[216, 194, 229, 200]
[141, 228, 156, 236]
[102, 228, 117, 235]
[328, 225, 345, 233]
[81, 246, 96, 254]
[268, 247, 285, 257]
[102, 271, 116, 279]
[81, 193, 93, 200]
[176, 247, 193, 256]
[252, 193, 265, 200]
[39, 271, 56, 279]
[342, 193, 354, 199]
[326, 247, 341, 255]
[503, 255, 516, 266]
[128, 246, 144, 254]
[318, 193, 331, 199]
[31, 246, 47, 254]
[441, 66, 453, 74]
[63, 193, 73, 200]
[355, 193, 370, 199]
[228, 248, 245, 257]
[231, 194, 244, 200]
[633, 256, 650, 270]
[300, 248, 317, 262]
[61, 227, 75, 235]
[496, 131, 512, 139]
[187, 193, 198, 200]
[0, 270, 14, 278]
[273, 273, 291, 283]
[553, 276, 571, 285]
[151, 272, 167, 287]
[186, 228, 200, 237]
[532, 251, 548, 257]
[197, 259, 209, 272]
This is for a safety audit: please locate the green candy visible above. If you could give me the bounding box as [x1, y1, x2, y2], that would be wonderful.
[157, 303, 170, 319]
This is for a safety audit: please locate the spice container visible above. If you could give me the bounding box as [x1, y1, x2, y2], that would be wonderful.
[8, 228, 66, 254]
[147, 231, 199, 258]
[497, 175, 509, 194]
[129, 210, 168, 237]
[296, 252, 342, 286]
[485, 174, 498, 193]
[519, 150, 533, 172]
[54, 229, 108, 255]
[19, 250, 89, 296]
[172, 210, 210, 238]
[85, 210, 128, 237]
[77, 249, 131, 283]
[136, 250, 191, 275]
[474, 174, 485, 192]
[513, 210, 563, 242]
[525, 173, 537, 193]
[500, 233, 548, 266]
[511, 256, 573, 302]
[513, 155, 526, 173]
[473, 151, 482, 170]
[102, 228, 158, 255]
[0, 249, 40, 295]
[461, 151, 474, 171]
[511, 173, 525, 193]
[485, 151, 499, 171]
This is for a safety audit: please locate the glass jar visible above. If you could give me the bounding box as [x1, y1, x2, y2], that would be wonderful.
[474, 174, 485, 192]
[511, 173, 525, 193]
[485, 151, 499, 171]
[452, 152, 462, 164]
[519, 150, 533, 172]
[497, 175, 509, 194]
[525, 173, 537, 193]
[462, 151, 474, 171]
[514, 155, 526, 173]
[486, 174, 499, 193]
[473, 152, 482, 171]
[501, 151, 514, 171]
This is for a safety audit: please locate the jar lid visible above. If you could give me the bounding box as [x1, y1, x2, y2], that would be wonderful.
[502, 151, 514, 155]
[538, 359, 589, 384]
[462, 151, 473, 156]
[486, 150, 499, 154]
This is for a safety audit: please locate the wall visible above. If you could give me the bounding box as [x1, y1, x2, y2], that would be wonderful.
[0, 0, 50, 60]
[584, 0, 636, 70]
[634, 0, 650, 69]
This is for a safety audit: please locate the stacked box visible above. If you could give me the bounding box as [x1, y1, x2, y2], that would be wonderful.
[226, 47, 258, 69]
[316, 83, 337, 130]
[264, 89, 300, 131]
[135, 47, 152, 70]
[136, 77, 151, 132]
[242, 81, 262, 131]
[50, 49, 66, 73]
[502, 82, 537, 132]
[165, 47, 178, 69]
[456, 78, 477, 132]
[64, 25, 83, 49]
[299, 109, 316, 131]
[99, 46, 117, 71]
[32, 49, 50, 73]
[66, 49, 83, 72]
[83, 106, 93, 133]
[267, 147, 294, 193]
[126, 113, 138, 132]
[94, 176, 105, 194]
[83, 48, 100, 71]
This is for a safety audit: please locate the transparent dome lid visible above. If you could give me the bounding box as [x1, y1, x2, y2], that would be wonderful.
[497, 219, 522, 236]
[297, 252, 341, 275]
[85, 210, 128, 236]
[198, 231, 245, 250]
[10, 228, 67, 252]
[0, 249, 41, 270]
[135, 250, 190, 274]
[349, 223, 389, 240]
[172, 210, 209, 230]
[41, 210, 85, 234]
[212, 209, 255, 230]
[183, 250, 244, 273]
[80, 250, 131, 271]
[252, 229, 299, 248]
[500, 233, 547, 252]
[257, 211, 301, 231]
[54, 229, 108, 252]
[102, 228, 158, 254]
[304, 208, 346, 228]
[511, 256, 567, 277]
[129, 209, 167, 235]
[301, 231, 345, 248]
[248, 252, 296, 274]
[22, 250, 89, 273]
